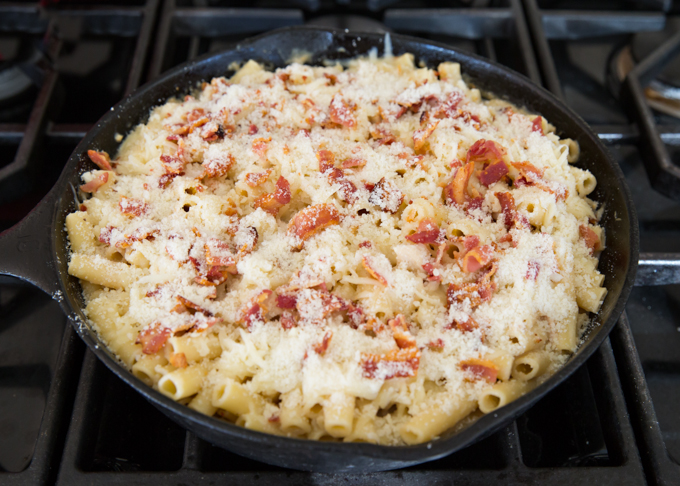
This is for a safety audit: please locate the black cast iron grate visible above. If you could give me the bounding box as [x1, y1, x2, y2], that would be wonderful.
[0, 0, 678, 484]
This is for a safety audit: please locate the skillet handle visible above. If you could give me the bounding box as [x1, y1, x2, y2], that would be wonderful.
[0, 185, 61, 297]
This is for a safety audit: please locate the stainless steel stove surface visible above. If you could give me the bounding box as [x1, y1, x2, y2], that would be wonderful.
[1, 0, 679, 484]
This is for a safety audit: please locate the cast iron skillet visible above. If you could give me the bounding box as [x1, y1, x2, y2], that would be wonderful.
[0, 27, 638, 473]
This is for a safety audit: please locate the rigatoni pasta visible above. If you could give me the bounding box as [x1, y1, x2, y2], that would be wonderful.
[66, 53, 606, 445]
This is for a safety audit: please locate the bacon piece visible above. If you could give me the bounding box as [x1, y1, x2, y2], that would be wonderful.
[434, 91, 464, 119]
[341, 158, 366, 170]
[526, 261, 541, 280]
[460, 358, 498, 383]
[479, 159, 508, 187]
[176, 295, 213, 316]
[287, 203, 341, 249]
[245, 170, 272, 187]
[329, 94, 356, 128]
[313, 331, 333, 355]
[359, 241, 372, 249]
[276, 294, 297, 309]
[253, 176, 291, 216]
[370, 128, 397, 145]
[87, 150, 113, 170]
[361, 347, 420, 379]
[405, 218, 442, 244]
[461, 245, 494, 273]
[160, 154, 184, 175]
[186, 108, 205, 123]
[119, 196, 148, 217]
[236, 226, 258, 257]
[413, 120, 439, 153]
[466, 139, 506, 165]
[136, 323, 171, 354]
[389, 315, 417, 349]
[447, 316, 479, 333]
[346, 304, 367, 329]
[368, 178, 404, 213]
[422, 262, 442, 282]
[316, 150, 335, 173]
[317, 150, 358, 204]
[114, 227, 159, 249]
[495, 191, 529, 230]
[80, 172, 109, 193]
[424, 339, 444, 352]
[280, 311, 297, 330]
[447, 263, 498, 309]
[512, 162, 567, 200]
[239, 290, 273, 331]
[195, 265, 229, 287]
[579, 225, 601, 255]
[361, 255, 388, 286]
[159, 173, 178, 189]
[444, 162, 475, 206]
[531, 116, 543, 135]
[204, 238, 236, 267]
[203, 153, 234, 179]
[169, 352, 188, 368]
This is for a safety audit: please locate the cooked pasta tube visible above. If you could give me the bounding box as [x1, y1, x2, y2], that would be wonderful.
[158, 364, 208, 400]
[479, 380, 537, 414]
[511, 351, 550, 381]
[323, 392, 356, 438]
[400, 397, 477, 445]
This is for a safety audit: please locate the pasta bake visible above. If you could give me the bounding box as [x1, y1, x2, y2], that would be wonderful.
[66, 53, 606, 445]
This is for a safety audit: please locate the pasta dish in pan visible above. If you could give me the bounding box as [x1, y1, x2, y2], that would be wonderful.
[65, 53, 606, 445]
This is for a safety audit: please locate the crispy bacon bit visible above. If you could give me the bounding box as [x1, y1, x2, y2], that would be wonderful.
[245, 170, 271, 187]
[444, 162, 475, 206]
[236, 226, 258, 256]
[136, 323, 171, 354]
[276, 294, 297, 309]
[448, 316, 479, 333]
[239, 290, 273, 331]
[341, 158, 366, 170]
[479, 159, 509, 187]
[361, 347, 420, 379]
[346, 304, 367, 329]
[252, 137, 271, 157]
[186, 108, 205, 123]
[160, 154, 184, 175]
[405, 218, 442, 244]
[526, 261, 541, 280]
[317, 150, 358, 204]
[579, 225, 601, 255]
[359, 241, 372, 249]
[435, 91, 464, 118]
[413, 120, 439, 153]
[80, 172, 109, 193]
[195, 265, 229, 286]
[287, 203, 341, 249]
[205, 239, 235, 267]
[531, 116, 544, 135]
[466, 139, 505, 165]
[422, 262, 442, 281]
[159, 173, 178, 189]
[495, 192, 529, 230]
[427, 339, 445, 350]
[87, 150, 113, 170]
[368, 178, 404, 213]
[313, 331, 333, 355]
[169, 352, 188, 368]
[447, 263, 498, 309]
[112, 227, 159, 249]
[280, 311, 297, 330]
[329, 94, 356, 128]
[361, 255, 389, 286]
[461, 245, 494, 273]
[460, 358, 498, 383]
[316, 150, 335, 172]
[370, 128, 397, 145]
[253, 176, 291, 215]
[119, 196, 148, 217]
[249, 124, 258, 135]
[203, 153, 234, 179]
[389, 315, 417, 349]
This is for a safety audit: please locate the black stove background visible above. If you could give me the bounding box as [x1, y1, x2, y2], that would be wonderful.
[0, 1, 679, 484]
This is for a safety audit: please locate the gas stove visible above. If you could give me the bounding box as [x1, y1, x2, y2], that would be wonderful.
[0, 1, 679, 484]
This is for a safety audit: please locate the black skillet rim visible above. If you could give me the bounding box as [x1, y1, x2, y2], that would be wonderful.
[51, 26, 639, 465]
